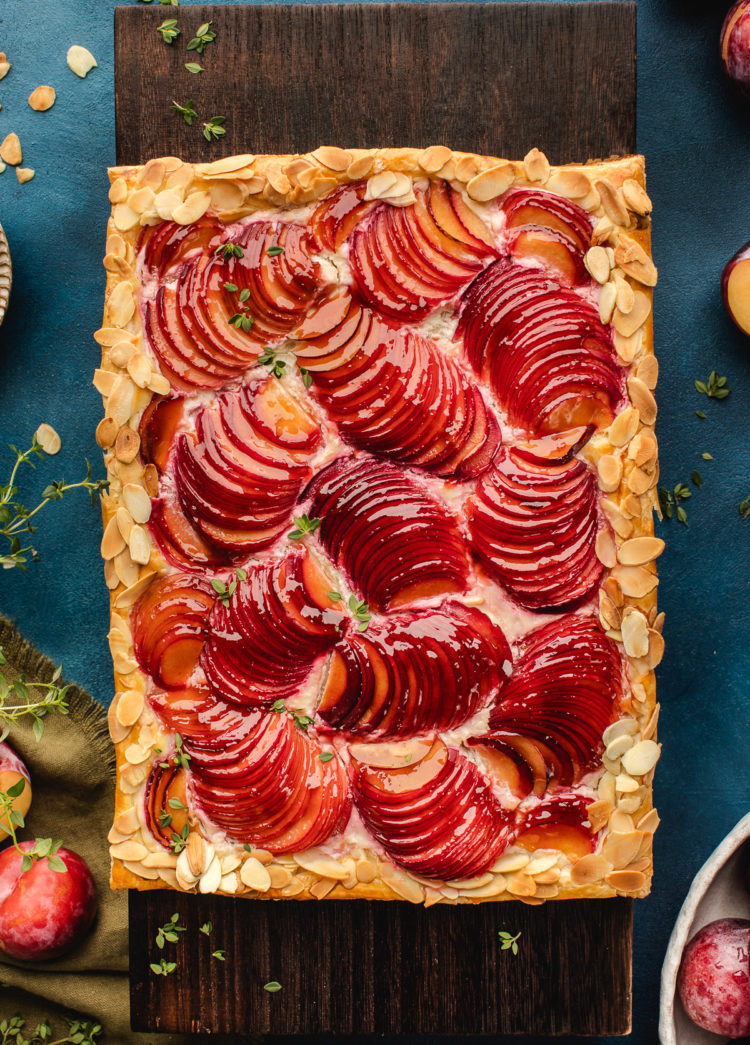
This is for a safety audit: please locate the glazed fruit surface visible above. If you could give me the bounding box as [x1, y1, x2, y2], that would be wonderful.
[131, 176, 629, 882]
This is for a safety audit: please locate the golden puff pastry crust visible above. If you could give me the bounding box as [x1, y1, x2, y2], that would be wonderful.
[99, 147, 660, 906]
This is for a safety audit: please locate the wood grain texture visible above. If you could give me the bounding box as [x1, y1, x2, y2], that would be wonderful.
[118, 2, 636, 1034]
[129, 892, 632, 1035]
[114, 2, 636, 165]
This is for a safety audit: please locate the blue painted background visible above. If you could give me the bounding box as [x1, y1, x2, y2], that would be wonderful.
[1, 0, 749, 1041]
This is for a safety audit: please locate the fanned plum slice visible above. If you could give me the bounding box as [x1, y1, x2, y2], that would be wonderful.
[148, 686, 256, 750]
[200, 549, 344, 707]
[167, 376, 321, 559]
[469, 615, 622, 796]
[318, 603, 510, 738]
[307, 455, 470, 611]
[457, 263, 623, 433]
[310, 182, 376, 250]
[188, 710, 351, 852]
[467, 442, 604, 610]
[132, 572, 214, 688]
[143, 762, 189, 850]
[139, 396, 185, 472]
[138, 217, 224, 282]
[515, 792, 596, 860]
[348, 183, 497, 320]
[501, 187, 593, 253]
[352, 737, 514, 880]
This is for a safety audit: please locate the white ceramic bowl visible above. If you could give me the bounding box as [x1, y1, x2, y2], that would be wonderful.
[660, 811, 750, 1044]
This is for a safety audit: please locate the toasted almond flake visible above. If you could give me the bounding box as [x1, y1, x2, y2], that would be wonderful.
[610, 810, 636, 834]
[643, 705, 660, 741]
[613, 329, 643, 364]
[101, 515, 126, 560]
[622, 178, 652, 216]
[615, 773, 639, 794]
[107, 825, 128, 845]
[466, 163, 515, 202]
[106, 375, 136, 428]
[311, 145, 351, 172]
[218, 871, 238, 893]
[445, 873, 494, 890]
[239, 856, 272, 892]
[621, 739, 660, 776]
[595, 179, 629, 226]
[627, 376, 657, 425]
[199, 855, 222, 894]
[0, 133, 21, 166]
[114, 548, 139, 588]
[347, 154, 374, 179]
[612, 564, 658, 598]
[455, 155, 479, 182]
[113, 203, 139, 232]
[209, 180, 246, 210]
[606, 734, 635, 762]
[109, 340, 135, 368]
[365, 170, 398, 200]
[625, 466, 653, 497]
[114, 426, 140, 464]
[417, 145, 450, 173]
[598, 281, 617, 324]
[506, 872, 536, 897]
[491, 851, 529, 874]
[143, 851, 178, 869]
[533, 883, 559, 899]
[356, 857, 377, 883]
[268, 865, 292, 889]
[124, 860, 160, 881]
[265, 166, 291, 195]
[617, 793, 645, 815]
[614, 289, 651, 338]
[147, 372, 171, 396]
[115, 806, 139, 835]
[615, 234, 658, 287]
[525, 854, 558, 876]
[93, 369, 116, 398]
[16, 167, 34, 185]
[635, 353, 658, 390]
[597, 453, 622, 493]
[646, 629, 665, 669]
[595, 527, 617, 568]
[175, 851, 198, 890]
[382, 864, 424, 903]
[115, 569, 156, 610]
[143, 464, 159, 499]
[621, 608, 649, 658]
[599, 499, 633, 540]
[584, 245, 611, 284]
[603, 719, 638, 746]
[34, 423, 61, 456]
[128, 186, 156, 216]
[310, 878, 337, 899]
[197, 154, 255, 177]
[653, 611, 665, 634]
[172, 190, 211, 226]
[458, 876, 508, 898]
[294, 850, 350, 880]
[617, 536, 665, 566]
[123, 483, 152, 524]
[128, 524, 151, 566]
[117, 507, 136, 542]
[613, 272, 635, 314]
[126, 352, 151, 389]
[570, 853, 611, 886]
[523, 147, 550, 183]
[593, 214, 616, 244]
[108, 178, 127, 204]
[153, 188, 182, 221]
[124, 742, 149, 766]
[547, 170, 590, 199]
[637, 809, 660, 834]
[627, 431, 657, 468]
[138, 159, 166, 191]
[605, 869, 646, 893]
[533, 868, 561, 885]
[107, 281, 135, 328]
[67, 45, 97, 78]
[0, 61, 9, 81]
[103, 558, 118, 590]
[108, 699, 130, 743]
[598, 772, 616, 806]
[95, 327, 134, 347]
[111, 839, 148, 861]
[599, 589, 621, 631]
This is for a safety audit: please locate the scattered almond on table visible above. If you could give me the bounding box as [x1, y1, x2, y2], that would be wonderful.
[28, 85, 55, 111]
[66, 44, 97, 78]
[0, 133, 21, 166]
[0, 52, 10, 81]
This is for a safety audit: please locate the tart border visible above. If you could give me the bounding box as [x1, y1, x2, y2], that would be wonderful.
[98, 146, 661, 905]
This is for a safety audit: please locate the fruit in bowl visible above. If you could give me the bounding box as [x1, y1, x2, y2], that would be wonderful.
[677, 917, 750, 1037]
[0, 842, 97, 960]
[721, 1, 750, 95]
[722, 242, 750, 336]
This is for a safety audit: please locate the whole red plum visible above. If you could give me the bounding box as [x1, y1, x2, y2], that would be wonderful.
[678, 918, 750, 1037]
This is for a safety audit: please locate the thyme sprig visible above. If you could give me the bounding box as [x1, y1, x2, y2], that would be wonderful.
[0, 650, 71, 742]
[498, 930, 521, 955]
[658, 482, 691, 526]
[157, 19, 180, 43]
[258, 350, 286, 378]
[0, 1015, 102, 1045]
[288, 514, 320, 540]
[202, 115, 226, 142]
[0, 779, 66, 874]
[171, 98, 196, 124]
[187, 20, 216, 55]
[0, 434, 107, 570]
[694, 370, 730, 400]
[348, 595, 372, 632]
[156, 913, 187, 949]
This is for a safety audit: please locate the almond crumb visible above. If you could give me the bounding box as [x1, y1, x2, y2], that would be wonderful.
[0, 133, 21, 166]
[16, 167, 34, 184]
[28, 86, 56, 111]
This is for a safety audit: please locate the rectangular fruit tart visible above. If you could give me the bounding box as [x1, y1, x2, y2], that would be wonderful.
[97, 146, 662, 905]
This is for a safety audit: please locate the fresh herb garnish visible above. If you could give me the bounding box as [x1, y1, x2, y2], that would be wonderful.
[172, 732, 191, 770]
[157, 19, 180, 43]
[287, 514, 320, 540]
[150, 958, 177, 976]
[212, 949, 226, 961]
[0, 1015, 103, 1045]
[169, 823, 190, 853]
[229, 312, 254, 333]
[187, 20, 216, 54]
[200, 921, 213, 935]
[694, 370, 730, 400]
[292, 713, 312, 732]
[168, 796, 185, 810]
[211, 568, 246, 607]
[271, 699, 285, 713]
[0, 781, 67, 875]
[740, 497, 750, 520]
[326, 591, 342, 602]
[498, 930, 521, 955]
[257, 350, 286, 378]
[184, 62, 204, 74]
[691, 470, 702, 489]
[156, 913, 186, 949]
[223, 281, 238, 293]
[215, 242, 244, 260]
[658, 482, 691, 526]
[267, 245, 284, 257]
[171, 98, 196, 124]
[696, 410, 706, 419]
[0, 652, 70, 742]
[318, 751, 334, 762]
[264, 981, 283, 993]
[202, 115, 226, 142]
[157, 810, 172, 828]
[299, 365, 312, 388]
[348, 595, 372, 632]
[701, 452, 713, 460]
[0, 433, 108, 570]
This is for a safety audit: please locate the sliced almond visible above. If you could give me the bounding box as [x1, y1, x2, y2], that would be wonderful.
[621, 739, 661, 776]
[523, 147, 550, 184]
[0, 60, 10, 82]
[627, 376, 657, 425]
[615, 234, 658, 287]
[154, 188, 182, 221]
[114, 548, 139, 588]
[621, 609, 649, 658]
[490, 851, 529, 874]
[570, 853, 611, 886]
[109, 340, 135, 368]
[382, 863, 424, 903]
[240, 857, 272, 892]
[103, 558, 119, 590]
[584, 245, 611, 284]
[466, 163, 515, 202]
[138, 159, 166, 191]
[128, 524, 151, 566]
[115, 806, 140, 834]
[294, 850, 349, 881]
[265, 166, 291, 195]
[101, 515, 126, 559]
[67, 45, 97, 78]
[622, 178, 652, 216]
[607, 406, 639, 447]
[613, 272, 635, 314]
[546, 170, 590, 199]
[419, 145, 453, 173]
[172, 190, 211, 226]
[599, 589, 621, 630]
[646, 629, 665, 669]
[613, 329, 643, 364]
[346, 154, 374, 179]
[601, 831, 643, 869]
[147, 372, 171, 397]
[613, 289, 651, 338]
[35, 423, 61, 455]
[115, 426, 140, 464]
[311, 146, 351, 172]
[106, 375, 136, 428]
[617, 536, 665, 566]
[16, 167, 34, 185]
[111, 840, 147, 861]
[605, 869, 646, 893]
[593, 214, 616, 245]
[356, 857, 377, 883]
[525, 854, 558, 876]
[107, 281, 135, 327]
[595, 179, 629, 226]
[595, 527, 617, 568]
[635, 353, 658, 390]
[598, 281, 617, 324]
[625, 465, 654, 497]
[612, 564, 658, 598]
[603, 718, 639, 746]
[310, 878, 337, 900]
[113, 203, 139, 232]
[637, 809, 660, 834]
[115, 688, 144, 728]
[455, 155, 480, 182]
[199, 855, 222, 894]
[505, 872, 536, 897]
[123, 483, 152, 524]
[0, 133, 21, 166]
[597, 453, 622, 493]
[268, 865, 292, 889]
[143, 464, 159, 498]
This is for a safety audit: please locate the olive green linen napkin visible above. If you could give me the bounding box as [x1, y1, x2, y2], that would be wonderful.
[0, 616, 203, 1043]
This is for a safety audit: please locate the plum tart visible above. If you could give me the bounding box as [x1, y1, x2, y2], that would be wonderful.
[98, 147, 661, 904]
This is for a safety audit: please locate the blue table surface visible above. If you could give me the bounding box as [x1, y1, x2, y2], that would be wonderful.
[1, 0, 749, 1040]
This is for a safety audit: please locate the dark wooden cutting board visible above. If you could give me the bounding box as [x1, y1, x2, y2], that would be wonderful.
[115, 2, 637, 1034]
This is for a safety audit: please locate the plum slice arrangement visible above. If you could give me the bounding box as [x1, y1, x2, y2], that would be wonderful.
[130, 175, 633, 886]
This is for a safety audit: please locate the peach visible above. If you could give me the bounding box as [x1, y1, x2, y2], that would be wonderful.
[722, 242, 750, 336]
[721, 1, 750, 94]
[0, 741, 32, 837]
[678, 918, 750, 1037]
[0, 842, 97, 961]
